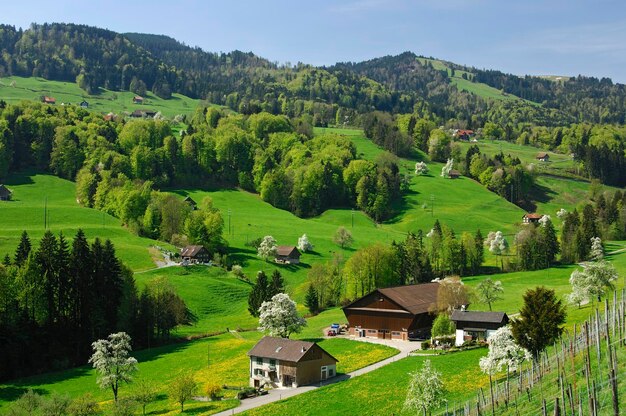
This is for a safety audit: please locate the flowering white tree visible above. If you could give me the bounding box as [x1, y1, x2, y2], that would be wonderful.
[426, 228, 435, 238]
[297, 234, 314, 252]
[258, 293, 307, 338]
[257, 235, 277, 261]
[568, 261, 618, 307]
[89, 332, 138, 402]
[556, 208, 567, 221]
[440, 158, 454, 178]
[538, 215, 551, 227]
[415, 161, 428, 175]
[479, 326, 530, 413]
[589, 237, 604, 261]
[403, 360, 446, 415]
[485, 231, 508, 270]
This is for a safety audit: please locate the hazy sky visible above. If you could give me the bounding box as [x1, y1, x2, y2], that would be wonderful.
[5, 0, 626, 82]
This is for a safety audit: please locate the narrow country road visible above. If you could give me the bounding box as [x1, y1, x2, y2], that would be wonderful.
[213, 338, 417, 416]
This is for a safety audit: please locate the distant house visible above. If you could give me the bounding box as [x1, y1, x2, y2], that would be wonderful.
[536, 152, 550, 162]
[451, 310, 509, 346]
[130, 109, 157, 118]
[42, 96, 56, 105]
[183, 196, 198, 210]
[522, 213, 544, 224]
[79, 100, 89, 108]
[343, 282, 442, 340]
[275, 246, 301, 264]
[454, 129, 474, 141]
[133, 95, 144, 104]
[248, 336, 338, 388]
[104, 112, 116, 122]
[180, 245, 210, 264]
[448, 169, 461, 179]
[0, 184, 12, 201]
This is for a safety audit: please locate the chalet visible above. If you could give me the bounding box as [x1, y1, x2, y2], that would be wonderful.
[0, 184, 12, 201]
[536, 152, 550, 162]
[133, 95, 144, 104]
[343, 282, 442, 341]
[454, 129, 474, 141]
[79, 100, 89, 108]
[183, 196, 198, 210]
[275, 246, 301, 264]
[180, 245, 211, 264]
[42, 96, 56, 105]
[522, 213, 544, 224]
[451, 310, 509, 346]
[448, 170, 461, 179]
[248, 336, 338, 388]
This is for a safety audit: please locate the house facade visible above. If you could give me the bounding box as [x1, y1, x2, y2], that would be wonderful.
[536, 152, 550, 162]
[451, 310, 509, 346]
[133, 95, 144, 104]
[180, 245, 211, 264]
[448, 169, 461, 179]
[343, 282, 441, 341]
[183, 196, 197, 210]
[0, 184, 12, 201]
[522, 213, 544, 224]
[275, 246, 301, 264]
[248, 337, 338, 388]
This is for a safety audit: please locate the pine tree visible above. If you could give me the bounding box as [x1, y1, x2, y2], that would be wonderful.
[2, 253, 10, 266]
[538, 218, 559, 267]
[304, 284, 319, 314]
[14, 230, 31, 266]
[247, 271, 269, 317]
[56, 233, 71, 323]
[36, 230, 58, 325]
[268, 270, 285, 298]
[70, 229, 93, 359]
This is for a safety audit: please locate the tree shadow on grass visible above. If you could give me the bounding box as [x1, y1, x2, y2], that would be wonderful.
[0, 386, 47, 403]
[6, 171, 36, 186]
[524, 182, 557, 213]
[227, 247, 257, 267]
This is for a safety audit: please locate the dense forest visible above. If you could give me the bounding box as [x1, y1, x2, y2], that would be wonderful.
[3, 23, 626, 127]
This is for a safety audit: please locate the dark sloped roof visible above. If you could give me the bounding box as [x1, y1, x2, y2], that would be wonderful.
[375, 282, 440, 315]
[449, 170, 461, 176]
[0, 184, 12, 197]
[451, 310, 508, 324]
[536, 152, 549, 158]
[180, 245, 206, 257]
[276, 246, 300, 257]
[183, 196, 197, 205]
[248, 336, 338, 363]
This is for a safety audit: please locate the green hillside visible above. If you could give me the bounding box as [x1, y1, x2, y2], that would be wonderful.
[0, 172, 162, 271]
[0, 76, 200, 118]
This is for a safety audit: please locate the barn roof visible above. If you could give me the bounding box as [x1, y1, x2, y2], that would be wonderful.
[276, 246, 300, 257]
[449, 170, 461, 177]
[536, 152, 549, 159]
[180, 245, 205, 257]
[183, 196, 197, 206]
[248, 336, 338, 363]
[343, 283, 440, 315]
[451, 310, 508, 325]
[523, 213, 543, 220]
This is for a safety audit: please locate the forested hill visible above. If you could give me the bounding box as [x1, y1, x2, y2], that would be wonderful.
[1, 23, 626, 126]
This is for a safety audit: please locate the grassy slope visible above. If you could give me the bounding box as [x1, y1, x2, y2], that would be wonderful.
[0, 172, 160, 271]
[416, 57, 524, 102]
[0, 76, 200, 118]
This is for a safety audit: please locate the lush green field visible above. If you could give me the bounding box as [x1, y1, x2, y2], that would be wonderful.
[0, 76, 201, 118]
[243, 348, 488, 416]
[0, 172, 162, 271]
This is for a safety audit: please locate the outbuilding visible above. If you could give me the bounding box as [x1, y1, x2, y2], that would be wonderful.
[180, 245, 210, 264]
[451, 310, 509, 346]
[248, 336, 338, 388]
[536, 152, 550, 162]
[343, 282, 441, 340]
[522, 213, 544, 224]
[275, 246, 301, 264]
[0, 184, 12, 201]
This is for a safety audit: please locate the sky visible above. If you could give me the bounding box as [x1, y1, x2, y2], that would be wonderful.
[4, 0, 626, 82]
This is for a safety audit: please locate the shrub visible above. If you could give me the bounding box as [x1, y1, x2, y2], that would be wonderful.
[421, 341, 430, 350]
[205, 384, 222, 401]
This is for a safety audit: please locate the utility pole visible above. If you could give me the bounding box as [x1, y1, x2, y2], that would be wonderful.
[430, 194, 435, 217]
[44, 196, 48, 229]
[351, 208, 354, 228]
[228, 209, 231, 235]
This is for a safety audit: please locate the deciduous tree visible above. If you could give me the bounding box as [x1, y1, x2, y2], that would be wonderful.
[476, 278, 503, 311]
[89, 332, 138, 402]
[258, 293, 306, 338]
[403, 360, 446, 415]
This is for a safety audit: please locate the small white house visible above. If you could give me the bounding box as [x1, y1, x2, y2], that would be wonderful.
[451, 310, 509, 346]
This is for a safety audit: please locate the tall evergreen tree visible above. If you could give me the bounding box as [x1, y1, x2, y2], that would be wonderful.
[247, 271, 269, 317]
[268, 270, 285, 298]
[36, 230, 58, 325]
[14, 230, 31, 266]
[304, 284, 319, 314]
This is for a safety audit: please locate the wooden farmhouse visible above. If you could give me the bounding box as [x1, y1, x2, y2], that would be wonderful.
[522, 213, 544, 224]
[248, 336, 338, 388]
[79, 100, 89, 108]
[275, 246, 301, 264]
[180, 245, 210, 264]
[448, 169, 461, 179]
[454, 129, 474, 141]
[133, 95, 144, 104]
[0, 184, 12, 201]
[42, 96, 56, 105]
[536, 152, 550, 162]
[343, 282, 441, 340]
[130, 109, 157, 118]
[451, 310, 509, 346]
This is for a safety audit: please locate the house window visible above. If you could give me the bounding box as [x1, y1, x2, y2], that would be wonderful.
[269, 359, 276, 365]
[254, 368, 263, 376]
[367, 329, 377, 334]
[256, 357, 263, 365]
[392, 331, 401, 336]
[329, 368, 334, 377]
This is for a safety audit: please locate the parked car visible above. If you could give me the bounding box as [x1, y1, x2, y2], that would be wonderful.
[327, 329, 337, 336]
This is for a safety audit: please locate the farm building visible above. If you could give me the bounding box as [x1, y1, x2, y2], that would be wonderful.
[79, 100, 89, 108]
[448, 169, 461, 179]
[133, 95, 144, 104]
[183, 196, 198, 210]
[130, 109, 157, 118]
[42, 96, 56, 104]
[451, 310, 509, 346]
[536, 152, 550, 162]
[180, 245, 211, 264]
[522, 213, 544, 224]
[0, 184, 12, 201]
[248, 336, 338, 388]
[275, 246, 301, 264]
[104, 112, 116, 121]
[343, 282, 441, 341]
[454, 129, 474, 141]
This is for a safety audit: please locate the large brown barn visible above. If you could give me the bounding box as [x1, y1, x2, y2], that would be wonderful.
[343, 282, 440, 341]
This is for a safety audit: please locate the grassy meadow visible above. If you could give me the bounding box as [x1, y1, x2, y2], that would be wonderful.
[0, 76, 201, 118]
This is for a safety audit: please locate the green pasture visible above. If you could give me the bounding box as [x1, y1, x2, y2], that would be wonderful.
[0, 76, 200, 118]
[0, 172, 161, 271]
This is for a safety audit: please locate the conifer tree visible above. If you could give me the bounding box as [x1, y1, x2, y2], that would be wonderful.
[304, 284, 319, 314]
[14, 230, 31, 266]
[247, 271, 269, 317]
[268, 270, 285, 298]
